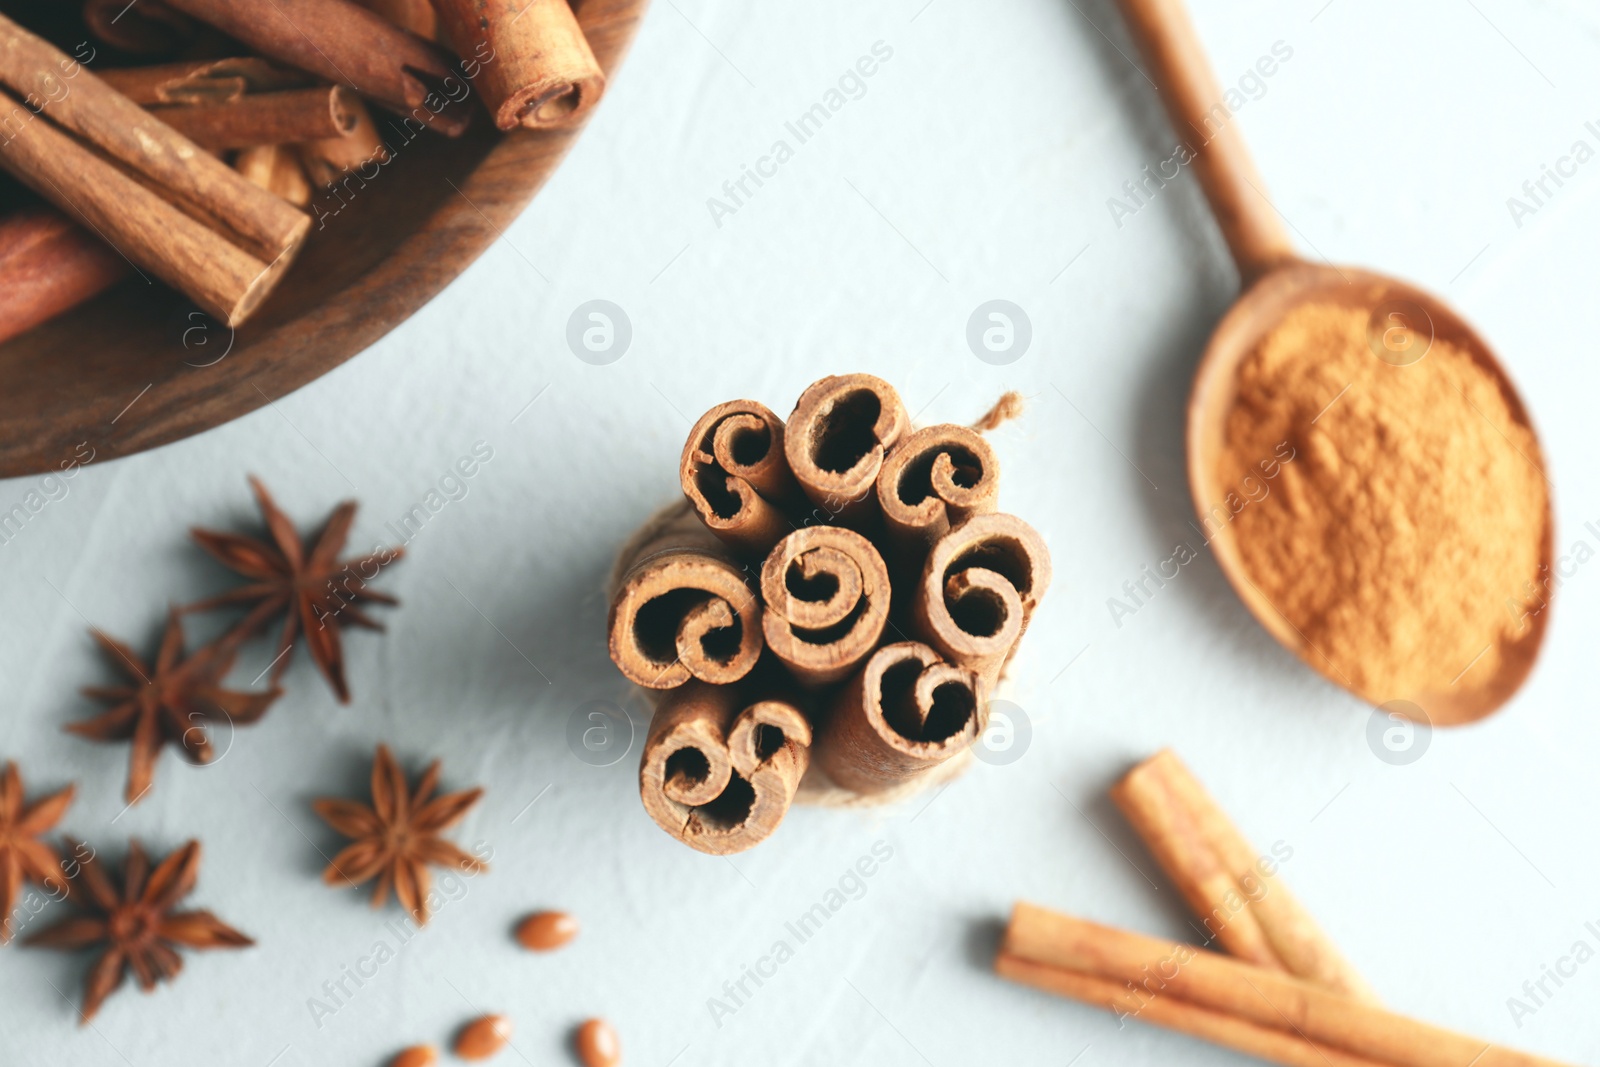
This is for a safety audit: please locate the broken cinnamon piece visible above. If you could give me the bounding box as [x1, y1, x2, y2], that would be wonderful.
[158, 0, 471, 136]
[1111, 749, 1377, 1002]
[638, 681, 810, 854]
[812, 641, 984, 796]
[96, 58, 311, 106]
[298, 94, 390, 186]
[433, 0, 605, 131]
[680, 399, 801, 557]
[911, 512, 1052, 686]
[234, 146, 313, 207]
[608, 505, 763, 689]
[784, 374, 909, 529]
[759, 527, 891, 688]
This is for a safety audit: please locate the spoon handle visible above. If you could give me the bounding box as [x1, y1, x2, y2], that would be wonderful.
[1117, 0, 1297, 282]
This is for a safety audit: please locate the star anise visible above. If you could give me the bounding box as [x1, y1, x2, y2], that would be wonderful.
[69, 611, 281, 804]
[0, 762, 74, 942]
[313, 744, 486, 924]
[25, 839, 252, 1023]
[186, 476, 403, 704]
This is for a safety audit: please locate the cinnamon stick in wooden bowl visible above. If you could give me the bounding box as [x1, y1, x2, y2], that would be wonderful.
[96, 57, 311, 105]
[0, 207, 126, 346]
[433, 0, 605, 131]
[638, 681, 811, 855]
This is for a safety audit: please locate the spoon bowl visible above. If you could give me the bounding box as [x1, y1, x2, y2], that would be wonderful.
[1119, 0, 1553, 724]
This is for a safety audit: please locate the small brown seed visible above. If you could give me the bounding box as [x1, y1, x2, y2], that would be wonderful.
[575, 1018, 620, 1067]
[516, 909, 579, 951]
[455, 1014, 513, 1060]
[390, 1047, 437, 1067]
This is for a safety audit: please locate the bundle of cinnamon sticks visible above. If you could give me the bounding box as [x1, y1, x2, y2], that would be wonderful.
[996, 750, 1573, 1067]
[0, 0, 606, 341]
[609, 374, 1053, 854]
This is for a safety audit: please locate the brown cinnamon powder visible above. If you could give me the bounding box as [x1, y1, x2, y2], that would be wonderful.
[1218, 302, 1547, 699]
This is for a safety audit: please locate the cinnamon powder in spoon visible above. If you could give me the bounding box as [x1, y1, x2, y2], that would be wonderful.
[1217, 302, 1548, 700]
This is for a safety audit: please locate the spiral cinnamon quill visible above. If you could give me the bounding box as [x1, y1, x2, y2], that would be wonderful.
[607, 507, 762, 690]
[784, 374, 908, 529]
[911, 513, 1052, 685]
[680, 399, 800, 557]
[638, 682, 811, 854]
[813, 641, 985, 795]
[760, 527, 892, 688]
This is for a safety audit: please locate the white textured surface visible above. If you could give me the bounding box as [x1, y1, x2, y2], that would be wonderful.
[3, 0, 1599, 1063]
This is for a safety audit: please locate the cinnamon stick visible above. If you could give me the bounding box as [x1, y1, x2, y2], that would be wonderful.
[352, 0, 440, 39]
[0, 87, 291, 325]
[784, 374, 909, 529]
[432, 0, 604, 131]
[812, 641, 984, 795]
[234, 145, 311, 207]
[876, 422, 999, 567]
[911, 512, 1052, 685]
[999, 902, 1570, 1067]
[82, 0, 198, 56]
[0, 207, 126, 345]
[1112, 749, 1378, 1002]
[157, 0, 471, 136]
[96, 58, 311, 106]
[298, 94, 389, 186]
[680, 399, 801, 558]
[638, 681, 810, 855]
[608, 505, 763, 690]
[149, 86, 359, 150]
[996, 954, 1389, 1067]
[759, 527, 891, 687]
[0, 14, 310, 265]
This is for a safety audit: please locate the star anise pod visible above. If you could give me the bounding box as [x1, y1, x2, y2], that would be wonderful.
[186, 476, 403, 704]
[0, 762, 74, 942]
[25, 839, 252, 1022]
[313, 744, 486, 924]
[68, 611, 281, 804]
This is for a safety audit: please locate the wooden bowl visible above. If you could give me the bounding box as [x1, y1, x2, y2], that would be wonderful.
[0, 0, 647, 478]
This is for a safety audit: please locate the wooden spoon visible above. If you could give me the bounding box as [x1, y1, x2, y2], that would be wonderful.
[1118, 0, 1553, 725]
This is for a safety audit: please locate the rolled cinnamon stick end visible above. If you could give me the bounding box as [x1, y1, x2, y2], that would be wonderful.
[97, 58, 312, 106]
[0, 87, 287, 326]
[1111, 750, 1378, 1003]
[680, 400, 800, 558]
[911, 512, 1051, 685]
[999, 902, 1569, 1067]
[150, 86, 360, 150]
[298, 94, 390, 186]
[0, 208, 127, 346]
[813, 642, 984, 796]
[994, 954, 1387, 1067]
[0, 15, 311, 266]
[234, 146, 312, 207]
[433, 0, 605, 131]
[639, 682, 810, 855]
[784, 374, 909, 529]
[82, 0, 198, 56]
[159, 0, 470, 136]
[608, 509, 763, 690]
[876, 422, 999, 557]
[759, 527, 891, 688]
